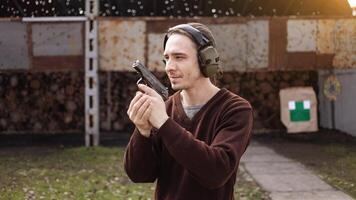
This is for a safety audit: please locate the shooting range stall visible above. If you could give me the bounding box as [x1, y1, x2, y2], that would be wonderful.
[1, 4, 355, 145]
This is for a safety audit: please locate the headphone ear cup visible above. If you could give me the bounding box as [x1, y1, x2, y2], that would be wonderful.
[199, 46, 220, 77]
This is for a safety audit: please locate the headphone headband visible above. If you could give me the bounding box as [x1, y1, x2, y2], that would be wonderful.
[163, 24, 211, 50]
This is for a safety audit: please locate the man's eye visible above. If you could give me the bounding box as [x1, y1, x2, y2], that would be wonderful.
[176, 56, 184, 60]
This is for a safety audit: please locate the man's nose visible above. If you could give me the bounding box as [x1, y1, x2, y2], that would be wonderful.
[165, 59, 176, 72]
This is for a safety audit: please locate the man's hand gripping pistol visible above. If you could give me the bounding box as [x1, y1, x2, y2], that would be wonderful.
[132, 60, 169, 100]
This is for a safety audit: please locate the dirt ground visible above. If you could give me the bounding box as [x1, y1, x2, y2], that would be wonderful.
[253, 129, 356, 163]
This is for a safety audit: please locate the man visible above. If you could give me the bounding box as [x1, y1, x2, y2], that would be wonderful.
[125, 22, 253, 200]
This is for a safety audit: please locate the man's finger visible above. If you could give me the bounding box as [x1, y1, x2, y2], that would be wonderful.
[137, 98, 151, 120]
[127, 92, 143, 114]
[138, 84, 160, 98]
[141, 103, 152, 122]
[129, 94, 149, 120]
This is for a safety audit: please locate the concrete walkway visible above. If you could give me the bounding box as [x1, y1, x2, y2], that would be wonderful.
[240, 142, 354, 200]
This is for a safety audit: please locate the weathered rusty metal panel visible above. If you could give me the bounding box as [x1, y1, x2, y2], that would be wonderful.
[209, 23, 247, 71]
[247, 20, 269, 69]
[0, 22, 29, 70]
[333, 19, 356, 68]
[147, 33, 166, 72]
[32, 23, 83, 56]
[269, 18, 287, 70]
[99, 20, 146, 71]
[146, 19, 183, 33]
[287, 20, 317, 52]
[316, 20, 336, 54]
[32, 56, 84, 71]
[333, 52, 356, 68]
[334, 19, 355, 53]
[1, 17, 353, 73]
[286, 52, 316, 69]
[316, 54, 334, 69]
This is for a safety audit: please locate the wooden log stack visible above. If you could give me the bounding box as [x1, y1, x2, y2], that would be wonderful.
[0, 72, 84, 133]
[0, 70, 318, 134]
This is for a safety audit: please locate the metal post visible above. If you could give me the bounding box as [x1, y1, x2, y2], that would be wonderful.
[85, 0, 100, 146]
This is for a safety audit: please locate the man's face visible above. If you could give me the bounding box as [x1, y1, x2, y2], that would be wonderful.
[163, 33, 203, 91]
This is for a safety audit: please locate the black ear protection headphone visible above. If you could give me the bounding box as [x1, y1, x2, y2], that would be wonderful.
[163, 24, 221, 78]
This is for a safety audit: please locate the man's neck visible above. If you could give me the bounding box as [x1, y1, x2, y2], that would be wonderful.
[180, 80, 220, 107]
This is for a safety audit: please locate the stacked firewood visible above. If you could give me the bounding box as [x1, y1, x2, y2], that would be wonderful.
[218, 71, 318, 129]
[0, 72, 84, 133]
[0, 70, 317, 134]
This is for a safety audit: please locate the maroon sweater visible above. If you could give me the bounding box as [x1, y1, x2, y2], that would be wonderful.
[124, 88, 253, 200]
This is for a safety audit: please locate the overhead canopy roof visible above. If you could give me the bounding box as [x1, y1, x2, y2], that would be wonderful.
[0, 0, 353, 17]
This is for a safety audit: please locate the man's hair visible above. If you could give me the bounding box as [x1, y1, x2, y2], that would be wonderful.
[166, 22, 217, 49]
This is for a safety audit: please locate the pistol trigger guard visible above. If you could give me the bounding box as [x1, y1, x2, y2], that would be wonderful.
[136, 78, 144, 85]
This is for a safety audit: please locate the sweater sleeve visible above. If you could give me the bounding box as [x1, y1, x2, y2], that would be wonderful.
[156, 106, 253, 189]
[124, 128, 160, 183]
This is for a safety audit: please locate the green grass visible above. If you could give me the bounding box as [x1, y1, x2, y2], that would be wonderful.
[235, 165, 270, 200]
[0, 146, 269, 200]
[317, 144, 356, 197]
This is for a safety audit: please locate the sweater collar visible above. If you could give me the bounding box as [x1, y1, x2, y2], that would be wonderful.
[172, 88, 227, 125]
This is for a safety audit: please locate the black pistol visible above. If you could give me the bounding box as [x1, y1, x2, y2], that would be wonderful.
[132, 60, 169, 100]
